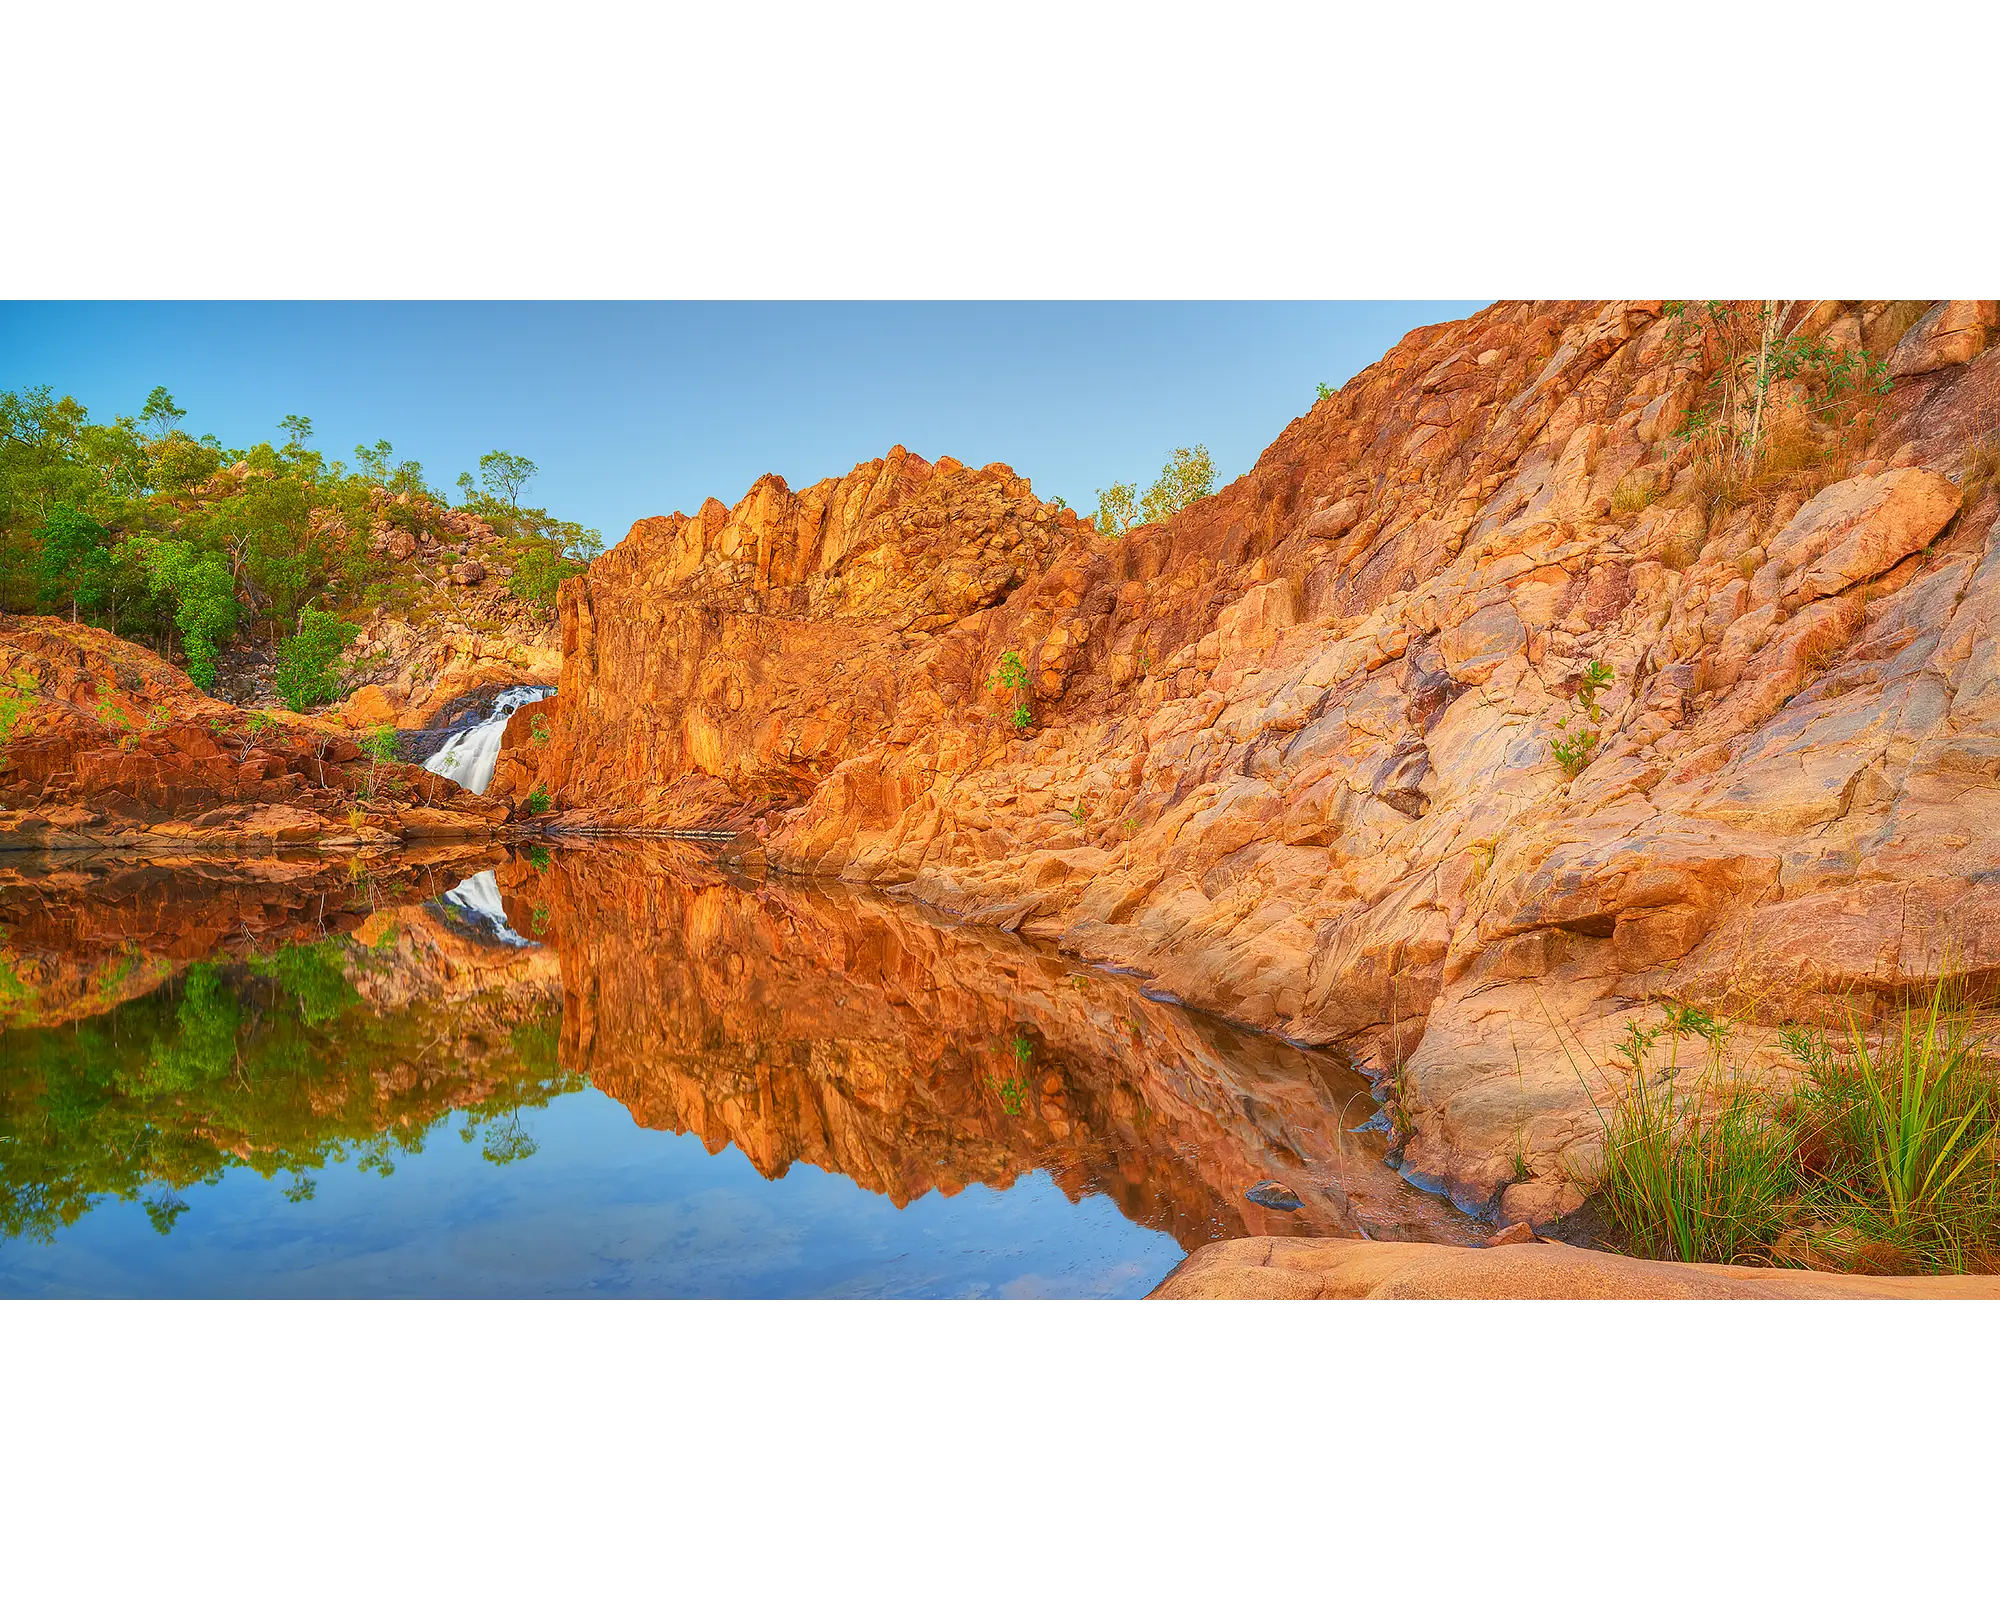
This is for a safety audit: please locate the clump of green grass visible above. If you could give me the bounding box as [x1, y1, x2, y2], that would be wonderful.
[1583, 976, 2000, 1275]
[1591, 1064, 1797, 1265]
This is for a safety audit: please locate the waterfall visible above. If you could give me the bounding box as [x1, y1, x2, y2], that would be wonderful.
[422, 684, 554, 795]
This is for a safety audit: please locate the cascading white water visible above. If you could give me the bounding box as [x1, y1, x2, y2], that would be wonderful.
[441, 869, 532, 945]
[422, 684, 554, 795]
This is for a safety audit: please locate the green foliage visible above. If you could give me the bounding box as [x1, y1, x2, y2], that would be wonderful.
[354, 725, 400, 799]
[1767, 334, 1893, 400]
[141, 539, 237, 688]
[148, 963, 242, 1089]
[478, 450, 537, 506]
[252, 938, 359, 1027]
[31, 504, 114, 619]
[1315, 381, 1334, 402]
[503, 514, 601, 612]
[992, 1036, 1034, 1116]
[3, 386, 598, 670]
[1093, 480, 1138, 539]
[1549, 725, 1598, 779]
[93, 682, 133, 731]
[1093, 445, 1216, 537]
[274, 606, 359, 712]
[139, 387, 187, 443]
[989, 650, 1030, 695]
[0, 946, 577, 1246]
[1138, 445, 1216, 526]
[1574, 659, 1614, 719]
[0, 686, 32, 743]
[525, 782, 552, 815]
[1592, 1066, 1798, 1265]
[351, 439, 430, 498]
[989, 649, 1032, 730]
[1661, 998, 1729, 1048]
[1830, 994, 1994, 1233]
[1550, 660, 1614, 780]
[1585, 977, 2000, 1273]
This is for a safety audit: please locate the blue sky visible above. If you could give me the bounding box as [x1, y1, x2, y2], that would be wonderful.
[0, 302, 1487, 544]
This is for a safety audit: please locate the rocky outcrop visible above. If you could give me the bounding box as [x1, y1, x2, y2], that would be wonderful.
[490, 450, 1088, 825]
[331, 615, 559, 734]
[1148, 1236, 2000, 1299]
[0, 618, 510, 850]
[325, 488, 561, 733]
[500, 300, 2000, 1228]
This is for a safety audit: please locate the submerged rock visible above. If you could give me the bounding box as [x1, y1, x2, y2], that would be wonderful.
[1246, 1179, 1305, 1213]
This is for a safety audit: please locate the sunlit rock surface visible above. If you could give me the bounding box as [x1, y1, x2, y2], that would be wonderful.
[0, 618, 508, 850]
[512, 300, 2000, 1219]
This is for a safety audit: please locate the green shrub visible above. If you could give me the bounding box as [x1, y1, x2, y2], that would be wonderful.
[1095, 445, 1218, 539]
[274, 606, 359, 712]
[1550, 661, 1613, 779]
[990, 649, 1032, 730]
[140, 539, 237, 690]
[1138, 445, 1216, 526]
[525, 783, 552, 815]
[1093, 481, 1138, 539]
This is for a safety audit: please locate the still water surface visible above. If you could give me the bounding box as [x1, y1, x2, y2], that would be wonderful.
[0, 842, 1478, 1296]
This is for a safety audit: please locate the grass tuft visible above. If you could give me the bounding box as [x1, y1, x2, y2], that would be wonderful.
[1584, 975, 2000, 1274]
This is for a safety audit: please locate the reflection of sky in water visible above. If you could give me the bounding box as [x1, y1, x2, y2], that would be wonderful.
[0, 1089, 1184, 1299]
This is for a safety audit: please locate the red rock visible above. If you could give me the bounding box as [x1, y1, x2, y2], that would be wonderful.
[0, 618, 507, 850]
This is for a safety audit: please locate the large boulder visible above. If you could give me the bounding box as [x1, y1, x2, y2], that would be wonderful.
[1889, 300, 1997, 378]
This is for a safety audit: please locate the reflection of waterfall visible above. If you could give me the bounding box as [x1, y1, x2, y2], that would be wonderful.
[442, 869, 532, 946]
[421, 685, 553, 795]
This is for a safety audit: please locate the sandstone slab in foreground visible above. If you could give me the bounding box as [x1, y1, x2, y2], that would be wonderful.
[1149, 1236, 2000, 1299]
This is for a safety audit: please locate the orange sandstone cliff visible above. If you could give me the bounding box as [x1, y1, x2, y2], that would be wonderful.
[500, 299, 2000, 1222]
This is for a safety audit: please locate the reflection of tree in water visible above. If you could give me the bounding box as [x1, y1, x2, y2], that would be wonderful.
[0, 935, 575, 1247]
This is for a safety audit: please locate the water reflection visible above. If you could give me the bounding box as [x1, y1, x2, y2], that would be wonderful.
[0, 842, 1479, 1295]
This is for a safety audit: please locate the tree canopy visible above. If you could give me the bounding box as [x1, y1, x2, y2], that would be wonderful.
[0, 384, 600, 688]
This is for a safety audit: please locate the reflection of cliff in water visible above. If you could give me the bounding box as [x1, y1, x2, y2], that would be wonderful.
[499, 842, 1482, 1250]
[1, 841, 1481, 1258]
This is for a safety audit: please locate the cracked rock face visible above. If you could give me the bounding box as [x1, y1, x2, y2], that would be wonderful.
[514, 300, 2000, 1223]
